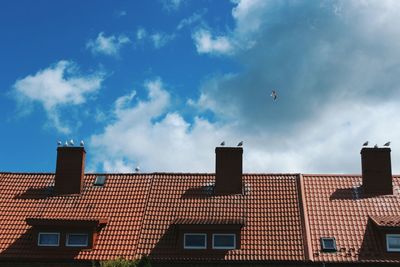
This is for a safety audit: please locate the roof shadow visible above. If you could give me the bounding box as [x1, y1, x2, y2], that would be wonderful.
[182, 185, 215, 199]
[358, 219, 400, 263]
[0, 228, 81, 261]
[330, 186, 389, 201]
[14, 186, 54, 200]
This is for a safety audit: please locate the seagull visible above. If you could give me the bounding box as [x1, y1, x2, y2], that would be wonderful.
[69, 139, 74, 146]
[271, 90, 277, 101]
[374, 144, 378, 148]
[80, 140, 84, 147]
[384, 141, 391, 147]
[220, 141, 225, 146]
[237, 141, 243, 147]
[362, 141, 368, 146]
[64, 141, 68, 147]
[57, 141, 62, 146]
[135, 166, 140, 172]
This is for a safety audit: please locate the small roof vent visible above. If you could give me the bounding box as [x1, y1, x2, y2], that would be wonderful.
[93, 175, 106, 186]
[320, 237, 337, 252]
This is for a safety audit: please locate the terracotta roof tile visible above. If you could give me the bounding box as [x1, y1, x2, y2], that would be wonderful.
[0, 173, 151, 260]
[303, 175, 400, 263]
[138, 173, 305, 261]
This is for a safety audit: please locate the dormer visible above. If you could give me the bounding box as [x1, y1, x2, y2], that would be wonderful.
[26, 218, 107, 249]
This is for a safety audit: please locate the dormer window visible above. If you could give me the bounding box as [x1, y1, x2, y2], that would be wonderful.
[66, 233, 89, 247]
[320, 237, 337, 252]
[38, 232, 60, 247]
[387, 234, 400, 252]
[184, 233, 207, 249]
[212, 234, 236, 249]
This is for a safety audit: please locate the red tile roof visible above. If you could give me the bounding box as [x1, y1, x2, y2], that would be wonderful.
[302, 174, 400, 263]
[0, 173, 151, 261]
[0, 172, 305, 262]
[137, 173, 305, 262]
[370, 215, 400, 227]
[2, 171, 400, 263]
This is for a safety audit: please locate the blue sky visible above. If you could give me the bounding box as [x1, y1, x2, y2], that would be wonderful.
[2, 0, 400, 174]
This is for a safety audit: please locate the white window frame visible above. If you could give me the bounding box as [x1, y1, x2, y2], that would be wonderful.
[212, 233, 236, 250]
[184, 233, 207, 249]
[38, 232, 60, 247]
[66, 233, 89, 247]
[386, 234, 400, 252]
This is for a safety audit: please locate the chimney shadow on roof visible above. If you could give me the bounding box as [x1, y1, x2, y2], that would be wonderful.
[0, 228, 81, 260]
[14, 186, 55, 200]
[330, 186, 385, 201]
[181, 184, 215, 199]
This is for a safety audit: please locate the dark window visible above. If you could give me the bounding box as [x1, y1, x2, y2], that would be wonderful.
[212, 234, 236, 249]
[38, 232, 60, 246]
[94, 175, 106, 186]
[184, 233, 206, 249]
[320, 237, 337, 252]
[387, 234, 400, 252]
[66, 233, 89, 247]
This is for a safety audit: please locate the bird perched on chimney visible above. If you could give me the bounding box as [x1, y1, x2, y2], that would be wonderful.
[384, 141, 391, 147]
[271, 90, 277, 101]
[237, 141, 243, 146]
[80, 140, 84, 147]
[220, 141, 225, 146]
[57, 141, 62, 146]
[362, 141, 368, 146]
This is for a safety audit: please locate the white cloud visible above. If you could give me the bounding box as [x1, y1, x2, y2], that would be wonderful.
[135, 27, 174, 49]
[161, 0, 184, 11]
[192, 29, 233, 55]
[90, 78, 233, 172]
[177, 10, 205, 30]
[13, 60, 104, 133]
[90, 1, 400, 175]
[151, 32, 175, 49]
[136, 27, 147, 40]
[86, 32, 130, 57]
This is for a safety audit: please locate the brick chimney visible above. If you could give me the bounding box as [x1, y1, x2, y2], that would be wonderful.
[361, 147, 393, 195]
[215, 147, 243, 195]
[55, 146, 86, 194]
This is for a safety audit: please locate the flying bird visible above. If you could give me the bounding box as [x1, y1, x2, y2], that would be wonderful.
[270, 90, 277, 101]
[57, 141, 62, 146]
[220, 141, 225, 146]
[69, 139, 74, 146]
[237, 141, 243, 147]
[80, 140, 84, 146]
[384, 141, 391, 147]
[362, 141, 368, 146]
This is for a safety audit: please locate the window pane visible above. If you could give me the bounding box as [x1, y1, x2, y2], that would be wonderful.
[388, 236, 400, 250]
[67, 234, 88, 246]
[184, 234, 206, 248]
[320, 237, 336, 252]
[213, 234, 235, 248]
[38, 233, 59, 246]
[323, 239, 334, 249]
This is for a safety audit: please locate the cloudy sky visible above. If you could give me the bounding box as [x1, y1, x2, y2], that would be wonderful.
[1, 0, 400, 174]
